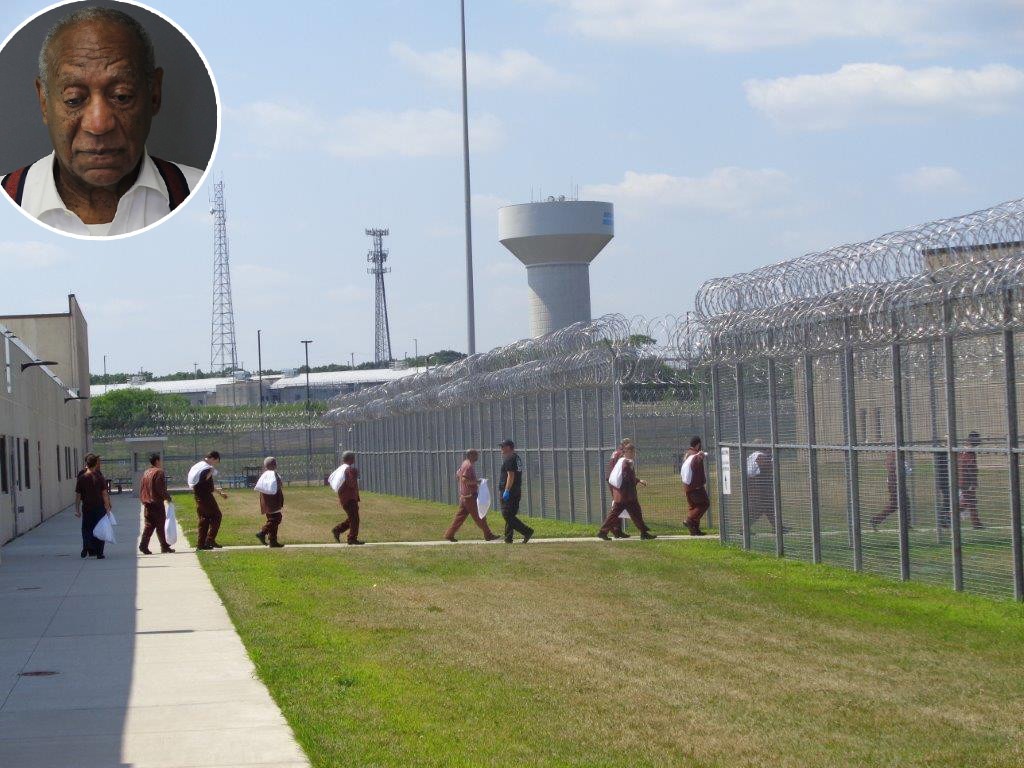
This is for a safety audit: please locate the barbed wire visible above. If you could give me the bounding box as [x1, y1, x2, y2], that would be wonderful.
[325, 314, 709, 425]
[695, 198, 1024, 363]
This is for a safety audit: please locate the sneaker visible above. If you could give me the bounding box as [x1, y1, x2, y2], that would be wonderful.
[161, 547, 176, 554]
[80, 548, 88, 558]
[597, 531, 611, 541]
[269, 542, 285, 548]
[347, 539, 365, 546]
[485, 534, 502, 542]
[138, 545, 152, 555]
[523, 529, 534, 544]
[331, 528, 342, 544]
[210, 542, 224, 549]
[640, 531, 657, 540]
[445, 536, 458, 543]
[256, 531, 268, 546]
[613, 531, 631, 539]
[197, 543, 215, 551]
[96, 554, 106, 560]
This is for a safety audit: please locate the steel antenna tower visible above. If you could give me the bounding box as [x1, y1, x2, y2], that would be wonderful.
[210, 179, 239, 374]
[366, 228, 393, 364]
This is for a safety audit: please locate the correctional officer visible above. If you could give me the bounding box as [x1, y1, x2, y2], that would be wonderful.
[498, 439, 533, 544]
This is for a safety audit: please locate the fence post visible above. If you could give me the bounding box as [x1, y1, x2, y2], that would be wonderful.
[891, 338, 911, 582]
[549, 392, 562, 519]
[710, 363, 727, 542]
[596, 385, 608, 517]
[535, 394, 547, 517]
[520, 396, 534, 518]
[564, 389, 576, 523]
[803, 353, 822, 563]
[581, 388, 593, 523]
[700, 374, 714, 531]
[941, 312, 963, 589]
[766, 357, 785, 558]
[1003, 293, 1024, 601]
[842, 328, 863, 572]
[735, 362, 751, 551]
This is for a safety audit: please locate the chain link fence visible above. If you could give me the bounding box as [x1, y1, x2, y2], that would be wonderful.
[328, 316, 715, 531]
[699, 198, 1024, 601]
[91, 405, 340, 489]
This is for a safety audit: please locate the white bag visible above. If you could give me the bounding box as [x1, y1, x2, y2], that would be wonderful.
[608, 457, 627, 489]
[328, 464, 349, 492]
[254, 470, 278, 494]
[746, 451, 763, 478]
[93, 513, 116, 544]
[477, 479, 491, 518]
[164, 503, 178, 546]
[108, 510, 118, 526]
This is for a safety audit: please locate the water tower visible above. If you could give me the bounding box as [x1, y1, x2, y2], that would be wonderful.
[498, 197, 614, 337]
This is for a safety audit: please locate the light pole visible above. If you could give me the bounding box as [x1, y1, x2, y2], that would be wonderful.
[301, 340, 313, 485]
[257, 330, 266, 453]
[193, 362, 199, 379]
[460, 0, 476, 355]
[350, 352, 355, 369]
[102, 354, 107, 382]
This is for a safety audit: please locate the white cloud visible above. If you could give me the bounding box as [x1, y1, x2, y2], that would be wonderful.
[390, 42, 573, 89]
[329, 109, 504, 158]
[544, 0, 967, 51]
[745, 63, 1024, 130]
[584, 168, 790, 214]
[0, 241, 67, 269]
[229, 103, 504, 158]
[897, 166, 968, 193]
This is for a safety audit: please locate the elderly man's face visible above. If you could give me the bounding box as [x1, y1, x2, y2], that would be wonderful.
[36, 20, 162, 190]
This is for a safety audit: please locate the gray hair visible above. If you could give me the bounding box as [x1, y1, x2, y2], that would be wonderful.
[38, 6, 157, 95]
[341, 451, 356, 463]
[263, 456, 277, 470]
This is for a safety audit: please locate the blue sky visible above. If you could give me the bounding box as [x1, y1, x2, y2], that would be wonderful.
[1, 0, 1022, 374]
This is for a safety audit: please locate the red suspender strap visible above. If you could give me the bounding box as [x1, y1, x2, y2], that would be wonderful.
[1, 166, 30, 207]
[150, 157, 190, 211]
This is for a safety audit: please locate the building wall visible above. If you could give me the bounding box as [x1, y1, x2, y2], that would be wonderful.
[0, 326, 88, 548]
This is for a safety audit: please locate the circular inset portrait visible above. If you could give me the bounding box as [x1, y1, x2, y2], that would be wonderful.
[0, 0, 219, 239]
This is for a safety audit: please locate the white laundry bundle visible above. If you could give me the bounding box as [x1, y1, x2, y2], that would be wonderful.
[608, 457, 628, 489]
[477, 479, 491, 518]
[164, 503, 178, 546]
[746, 451, 765, 478]
[253, 470, 278, 495]
[187, 460, 216, 488]
[328, 464, 349, 492]
[93, 512, 116, 544]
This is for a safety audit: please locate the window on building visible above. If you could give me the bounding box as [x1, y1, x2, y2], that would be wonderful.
[74, 448, 79, 474]
[15, 437, 22, 490]
[0, 437, 7, 493]
[57, 445, 62, 482]
[24, 439, 30, 490]
[65, 446, 72, 479]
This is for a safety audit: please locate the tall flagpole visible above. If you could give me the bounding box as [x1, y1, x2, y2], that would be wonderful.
[460, 0, 476, 355]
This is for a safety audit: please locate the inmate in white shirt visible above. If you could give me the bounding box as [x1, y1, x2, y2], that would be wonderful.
[9, 151, 202, 237]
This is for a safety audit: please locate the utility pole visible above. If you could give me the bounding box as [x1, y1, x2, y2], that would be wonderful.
[301, 339, 313, 486]
[193, 362, 199, 379]
[460, 0, 476, 355]
[414, 338, 419, 365]
[103, 354, 107, 382]
[350, 352, 355, 369]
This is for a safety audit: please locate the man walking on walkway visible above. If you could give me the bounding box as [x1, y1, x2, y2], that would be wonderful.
[680, 436, 710, 536]
[598, 443, 656, 541]
[498, 439, 533, 544]
[959, 431, 984, 530]
[255, 457, 285, 548]
[331, 451, 364, 545]
[75, 453, 111, 558]
[445, 449, 501, 542]
[188, 451, 228, 550]
[139, 452, 174, 554]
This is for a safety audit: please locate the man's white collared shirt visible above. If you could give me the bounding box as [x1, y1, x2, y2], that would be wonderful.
[14, 151, 202, 237]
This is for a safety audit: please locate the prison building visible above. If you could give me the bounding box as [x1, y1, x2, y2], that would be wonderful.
[0, 295, 90, 549]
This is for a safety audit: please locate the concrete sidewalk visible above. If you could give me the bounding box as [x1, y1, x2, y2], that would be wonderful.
[0, 494, 310, 768]
[212, 533, 711, 552]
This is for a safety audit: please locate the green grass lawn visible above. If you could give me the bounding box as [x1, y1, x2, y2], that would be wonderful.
[171, 487, 697, 546]
[201, 541, 1024, 768]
